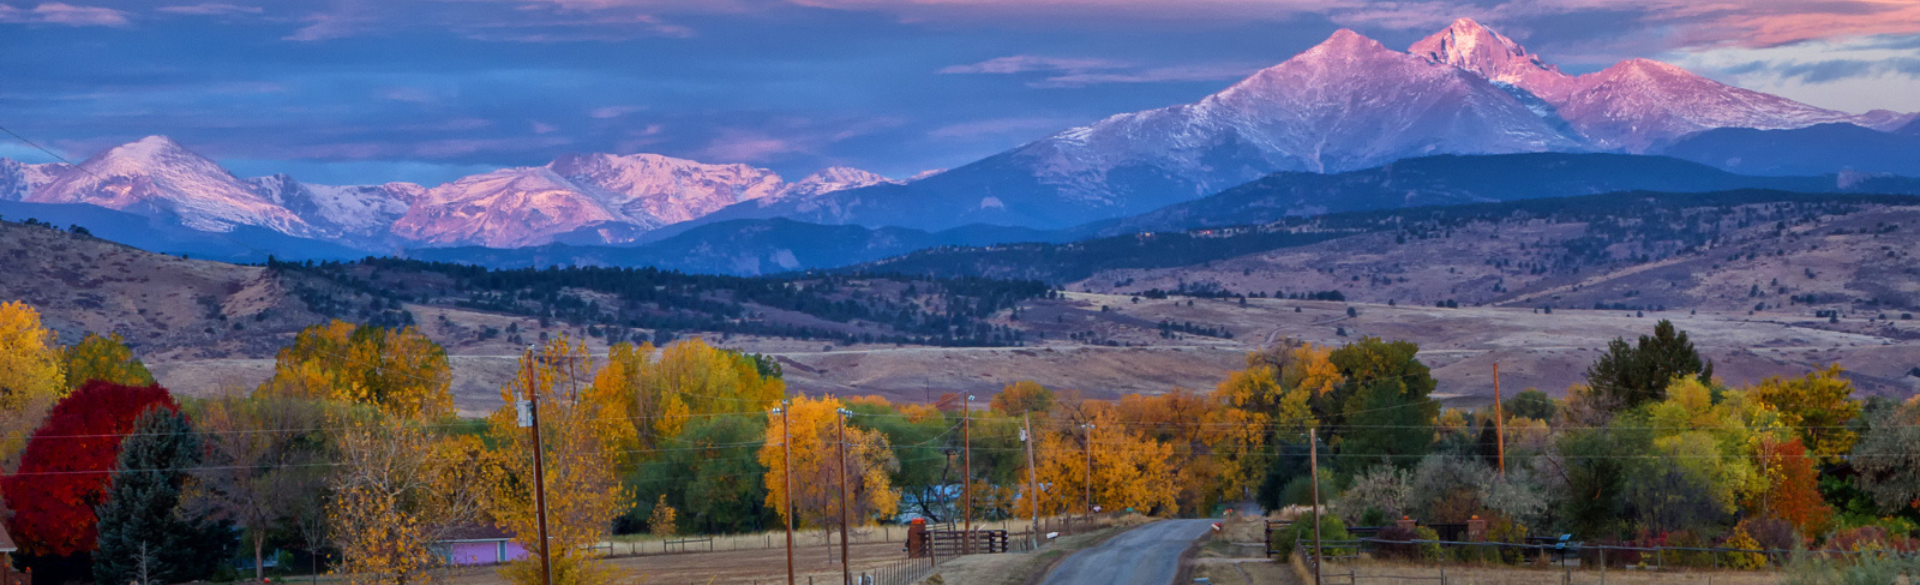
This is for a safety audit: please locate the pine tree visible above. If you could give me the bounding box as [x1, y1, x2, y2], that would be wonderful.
[1583, 320, 1712, 410]
[93, 407, 233, 585]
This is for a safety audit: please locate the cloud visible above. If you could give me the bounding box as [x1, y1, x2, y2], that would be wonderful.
[372, 85, 439, 103]
[928, 117, 1076, 139]
[940, 54, 1253, 88]
[284, 10, 372, 41]
[696, 118, 900, 163]
[1667, 32, 1920, 112]
[1033, 64, 1260, 87]
[699, 130, 797, 162]
[939, 55, 1128, 75]
[589, 105, 645, 118]
[0, 2, 130, 26]
[157, 3, 263, 16]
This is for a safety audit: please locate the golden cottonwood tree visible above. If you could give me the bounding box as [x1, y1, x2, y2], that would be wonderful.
[758, 395, 899, 532]
[589, 341, 679, 466]
[1119, 389, 1264, 514]
[62, 332, 154, 390]
[262, 320, 454, 420]
[329, 416, 488, 585]
[594, 338, 782, 468]
[487, 335, 628, 585]
[1018, 399, 1178, 517]
[0, 300, 65, 470]
[1749, 364, 1861, 464]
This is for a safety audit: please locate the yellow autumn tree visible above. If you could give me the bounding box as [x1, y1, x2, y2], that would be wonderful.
[759, 395, 899, 534]
[1644, 377, 1778, 516]
[1117, 389, 1260, 514]
[488, 334, 628, 585]
[990, 380, 1055, 416]
[0, 300, 66, 470]
[261, 320, 453, 421]
[1749, 364, 1861, 464]
[328, 415, 488, 585]
[589, 341, 679, 468]
[595, 339, 782, 469]
[61, 332, 154, 390]
[1218, 342, 1339, 434]
[1019, 399, 1178, 518]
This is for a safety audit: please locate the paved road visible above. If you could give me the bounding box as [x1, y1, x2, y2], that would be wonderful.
[1039, 519, 1213, 585]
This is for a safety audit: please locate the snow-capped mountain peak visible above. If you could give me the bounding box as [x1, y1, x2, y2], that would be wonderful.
[28, 135, 312, 235]
[1409, 18, 1572, 96]
[1556, 57, 1856, 151]
[779, 166, 896, 199]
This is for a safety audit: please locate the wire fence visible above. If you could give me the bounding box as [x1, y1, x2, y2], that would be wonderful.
[1291, 534, 1920, 583]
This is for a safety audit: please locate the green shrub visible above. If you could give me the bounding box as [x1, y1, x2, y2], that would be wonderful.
[1275, 512, 1352, 557]
[1414, 527, 1443, 561]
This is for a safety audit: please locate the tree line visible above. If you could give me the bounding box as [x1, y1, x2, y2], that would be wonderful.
[3, 296, 1917, 584]
[270, 257, 1052, 348]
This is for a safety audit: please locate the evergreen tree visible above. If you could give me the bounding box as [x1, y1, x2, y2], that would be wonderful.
[1583, 320, 1712, 410]
[94, 407, 234, 585]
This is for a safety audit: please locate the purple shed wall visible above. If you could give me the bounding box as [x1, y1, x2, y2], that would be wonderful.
[442, 541, 529, 566]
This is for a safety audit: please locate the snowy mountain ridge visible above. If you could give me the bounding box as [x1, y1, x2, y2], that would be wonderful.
[1, 137, 896, 249]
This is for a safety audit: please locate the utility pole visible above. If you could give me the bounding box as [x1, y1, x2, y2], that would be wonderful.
[522, 345, 553, 585]
[1493, 362, 1506, 477]
[1080, 423, 1094, 520]
[777, 402, 795, 585]
[1024, 412, 1040, 548]
[837, 408, 853, 585]
[1309, 427, 1322, 585]
[962, 395, 973, 555]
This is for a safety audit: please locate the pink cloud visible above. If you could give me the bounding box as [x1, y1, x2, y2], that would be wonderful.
[1033, 64, 1261, 87]
[156, 3, 263, 16]
[589, 105, 646, 118]
[700, 132, 797, 163]
[0, 2, 131, 26]
[939, 55, 1129, 75]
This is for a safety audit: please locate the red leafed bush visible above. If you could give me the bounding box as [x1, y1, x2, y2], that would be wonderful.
[0, 381, 176, 557]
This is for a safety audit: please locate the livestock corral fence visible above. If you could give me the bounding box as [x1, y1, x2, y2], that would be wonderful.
[1291, 536, 1919, 584]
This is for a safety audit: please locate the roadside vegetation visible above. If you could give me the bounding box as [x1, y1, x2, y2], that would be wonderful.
[0, 293, 1915, 584]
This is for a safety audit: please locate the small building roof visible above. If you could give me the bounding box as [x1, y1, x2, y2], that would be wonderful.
[438, 523, 511, 542]
[0, 522, 17, 553]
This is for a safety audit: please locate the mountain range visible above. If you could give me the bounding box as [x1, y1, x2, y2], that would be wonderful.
[1, 18, 1916, 268]
[678, 18, 1918, 233]
[0, 135, 896, 252]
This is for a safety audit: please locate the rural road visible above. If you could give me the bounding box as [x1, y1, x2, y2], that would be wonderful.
[1039, 519, 1213, 585]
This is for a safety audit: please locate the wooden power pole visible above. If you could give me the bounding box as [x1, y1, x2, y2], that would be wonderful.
[1309, 427, 1322, 585]
[837, 408, 853, 585]
[779, 402, 795, 585]
[962, 396, 973, 555]
[521, 346, 553, 585]
[1493, 362, 1506, 476]
[1024, 412, 1040, 548]
[1080, 423, 1094, 519]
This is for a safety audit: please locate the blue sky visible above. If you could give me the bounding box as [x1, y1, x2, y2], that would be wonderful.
[3, 0, 1918, 186]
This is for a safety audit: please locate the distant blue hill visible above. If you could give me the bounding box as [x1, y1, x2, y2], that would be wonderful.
[398, 153, 1920, 276]
[0, 201, 368, 263]
[1660, 123, 1920, 177]
[23, 152, 1920, 276]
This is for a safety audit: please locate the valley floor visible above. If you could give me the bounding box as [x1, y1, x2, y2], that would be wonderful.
[149, 293, 1920, 414]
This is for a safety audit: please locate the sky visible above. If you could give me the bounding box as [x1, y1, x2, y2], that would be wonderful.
[3, 0, 1919, 186]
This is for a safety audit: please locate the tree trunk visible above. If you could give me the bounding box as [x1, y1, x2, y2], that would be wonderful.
[256, 533, 267, 581]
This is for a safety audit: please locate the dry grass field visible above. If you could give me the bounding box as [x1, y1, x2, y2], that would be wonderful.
[7, 216, 1913, 412]
[145, 293, 1920, 413]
